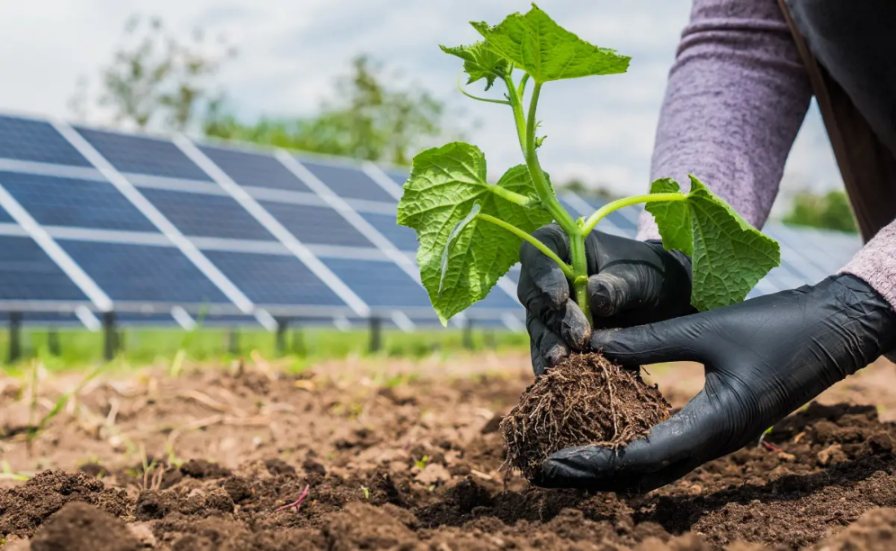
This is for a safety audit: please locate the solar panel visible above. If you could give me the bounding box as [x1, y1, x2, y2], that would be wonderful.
[319, 257, 432, 308]
[0, 115, 90, 167]
[58, 240, 229, 304]
[301, 159, 396, 203]
[199, 145, 313, 193]
[357, 211, 417, 251]
[76, 127, 211, 181]
[0, 171, 156, 231]
[202, 250, 345, 307]
[259, 201, 373, 247]
[0, 235, 87, 301]
[139, 188, 275, 241]
[0, 204, 13, 223]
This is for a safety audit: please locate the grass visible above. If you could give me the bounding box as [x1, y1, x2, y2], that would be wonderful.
[0, 326, 527, 371]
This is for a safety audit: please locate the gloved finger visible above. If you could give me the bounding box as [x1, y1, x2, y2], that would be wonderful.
[518, 261, 590, 350]
[590, 315, 709, 366]
[518, 225, 571, 316]
[535, 392, 717, 491]
[587, 264, 658, 318]
[526, 312, 569, 376]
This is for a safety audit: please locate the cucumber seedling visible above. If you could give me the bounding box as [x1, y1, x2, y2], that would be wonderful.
[397, 4, 779, 325]
[396, 5, 780, 477]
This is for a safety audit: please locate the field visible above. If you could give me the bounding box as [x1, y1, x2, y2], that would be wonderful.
[2, 343, 896, 550]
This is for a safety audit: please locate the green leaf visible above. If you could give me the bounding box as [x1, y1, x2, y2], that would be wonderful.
[647, 175, 780, 311]
[645, 178, 692, 256]
[440, 42, 508, 90]
[397, 142, 552, 323]
[471, 4, 630, 83]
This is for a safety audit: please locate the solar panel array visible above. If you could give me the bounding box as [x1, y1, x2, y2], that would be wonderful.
[0, 112, 863, 331]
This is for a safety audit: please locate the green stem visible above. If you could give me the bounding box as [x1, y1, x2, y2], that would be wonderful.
[487, 184, 535, 207]
[581, 192, 687, 235]
[504, 73, 590, 323]
[477, 213, 575, 279]
[456, 74, 511, 105]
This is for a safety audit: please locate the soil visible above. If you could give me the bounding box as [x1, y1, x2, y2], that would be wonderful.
[501, 353, 670, 478]
[2, 353, 896, 550]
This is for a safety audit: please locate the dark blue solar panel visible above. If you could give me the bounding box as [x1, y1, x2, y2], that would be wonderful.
[0, 115, 90, 167]
[140, 188, 274, 240]
[76, 127, 211, 181]
[0, 204, 12, 222]
[203, 251, 345, 306]
[0, 236, 86, 301]
[301, 160, 395, 202]
[359, 211, 417, 251]
[320, 258, 431, 308]
[0, 171, 156, 231]
[473, 285, 520, 309]
[59, 241, 229, 303]
[259, 201, 373, 247]
[200, 145, 313, 193]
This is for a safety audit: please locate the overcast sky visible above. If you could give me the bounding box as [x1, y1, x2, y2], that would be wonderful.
[0, 0, 841, 212]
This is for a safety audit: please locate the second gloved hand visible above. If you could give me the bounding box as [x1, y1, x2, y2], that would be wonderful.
[517, 224, 693, 375]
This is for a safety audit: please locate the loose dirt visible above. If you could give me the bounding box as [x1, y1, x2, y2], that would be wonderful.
[502, 353, 670, 478]
[2, 353, 896, 550]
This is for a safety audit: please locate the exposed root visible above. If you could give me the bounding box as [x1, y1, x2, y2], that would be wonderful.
[500, 353, 671, 479]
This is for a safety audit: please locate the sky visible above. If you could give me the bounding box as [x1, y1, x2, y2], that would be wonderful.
[0, 0, 841, 213]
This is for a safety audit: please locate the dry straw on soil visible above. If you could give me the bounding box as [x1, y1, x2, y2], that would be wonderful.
[501, 353, 671, 479]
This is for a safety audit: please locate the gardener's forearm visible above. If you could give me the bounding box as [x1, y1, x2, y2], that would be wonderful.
[638, 0, 812, 240]
[841, 220, 896, 359]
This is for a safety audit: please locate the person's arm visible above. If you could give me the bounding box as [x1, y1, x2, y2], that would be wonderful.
[843, 221, 896, 361]
[638, 0, 812, 239]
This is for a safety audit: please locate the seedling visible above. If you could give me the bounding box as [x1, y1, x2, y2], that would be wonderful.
[397, 5, 779, 325]
[414, 455, 430, 470]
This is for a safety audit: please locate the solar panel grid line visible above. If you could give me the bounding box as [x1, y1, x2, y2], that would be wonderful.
[46, 227, 171, 247]
[173, 135, 370, 318]
[52, 120, 257, 315]
[170, 305, 196, 330]
[242, 186, 325, 207]
[189, 236, 292, 255]
[0, 182, 113, 311]
[0, 158, 105, 183]
[0, 222, 27, 237]
[126, 173, 228, 196]
[390, 310, 416, 332]
[360, 160, 403, 200]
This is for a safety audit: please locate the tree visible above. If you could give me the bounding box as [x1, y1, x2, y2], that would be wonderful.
[78, 16, 235, 131]
[783, 190, 857, 233]
[204, 56, 455, 165]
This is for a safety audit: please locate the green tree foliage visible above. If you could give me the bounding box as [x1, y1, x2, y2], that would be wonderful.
[783, 190, 857, 233]
[204, 56, 453, 165]
[79, 16, 235, 131]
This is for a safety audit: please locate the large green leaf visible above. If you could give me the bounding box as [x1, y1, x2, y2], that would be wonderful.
[646, 175, 780, 311]
[471, 4, 630, 83]
[397, 142, 552, 323]
[440, 41, 508, 90]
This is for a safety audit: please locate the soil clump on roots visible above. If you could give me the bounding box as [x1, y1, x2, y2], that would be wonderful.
[501, 353, 671, 479]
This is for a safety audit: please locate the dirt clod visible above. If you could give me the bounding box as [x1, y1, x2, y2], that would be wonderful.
[30, 502, 140, 551]
[501, 353, 671, 478]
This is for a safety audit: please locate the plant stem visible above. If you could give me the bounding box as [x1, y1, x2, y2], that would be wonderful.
[477, 213, 575, 279]
[456, 75, 511, 105]
[487, 184, 535, 207]
[581, 193, 687, 235]
[504, 73, 590, 323]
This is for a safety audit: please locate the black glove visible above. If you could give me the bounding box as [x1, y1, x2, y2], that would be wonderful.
[535, 274, 896, 492]
[517, 224, 693, 375]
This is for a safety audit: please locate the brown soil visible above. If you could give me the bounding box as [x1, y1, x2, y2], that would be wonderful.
[501, 353, 670, 478]
[2, 354, 896, 549]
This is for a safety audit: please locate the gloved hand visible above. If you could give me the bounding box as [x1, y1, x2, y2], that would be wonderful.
[517, 224, 693, 375]
[535, 274, 896, 492]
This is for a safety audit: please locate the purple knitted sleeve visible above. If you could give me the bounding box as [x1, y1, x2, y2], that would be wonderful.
[638, 0, 896, 314]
